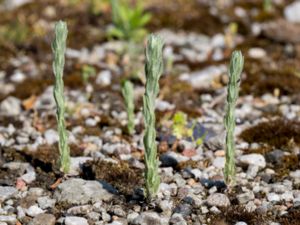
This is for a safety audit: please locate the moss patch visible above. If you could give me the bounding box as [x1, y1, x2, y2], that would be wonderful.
[81, 159, 143, 196]
[240, 119, 300, 149]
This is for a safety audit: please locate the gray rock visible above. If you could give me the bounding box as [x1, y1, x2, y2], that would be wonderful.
[0, 97, 21, 115]
[246, 165, 259, 178]
[44, 129, 58, 145]
[0, 222, 7, 225]
[132, 212, 167, 225]
[28, 213, 56, 225]
[25, 205, 45, 217]
[207, 193, 230, 207]
[96, 70, 111, 86]
[239, 154, 266, 169]
[237, 192, 255, 204]
[0, 186, 17, 202]
[127, 212, 139, 223]
[212, 157, 225, 169]
[235, 222, 247, 225]
[101, 211, 111, 222]
[37, 196, 56, 209]
[267, 193, 280, 203]
[170, 213, 187, 225]
[290, 170, 300, 179]
[111, 205, 126, 217]
[54, 178, 114, 205]
[284, 1, 300, 23]
[69, 157, 92, 176]
[0, 215, 17, 225]
[2, 0, 32, 10]
[65, 216, 88, 225]
[174, 204, 192, 218]
[160, 152, 189, 167]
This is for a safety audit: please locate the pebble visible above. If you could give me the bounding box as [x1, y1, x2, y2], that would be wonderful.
[267, 193, 281, 203]
[290, 170, 300, 179]
[132, 212, 167, 225]
[65, 216, 89, 225]
[37, 196, 56, 209]
[0, 97, 21, 116]
[25, 205, 45, 217]
[10, 71, 26, 83]
[0, 186, 17, 202]
[235, 222, 247, 225]
[248, 48, 266, 59]
[237, 192, 255, 204]
[170, 213, 187, 225]
[44, 129, 58, 145]
[69, 157, 93, 176]
[212, 157, 225, 169]
[0, 215, 17, 224]
[54, 178, 114, 205]
[284, 1, 300, 23]
[28, 213, 56, 225]
[96, 70, 112, 86]
[160, 152, 189, 167]
[127, 212, 139, 223]
[207, 193, 230, 207]
[239, 154, 266, 169]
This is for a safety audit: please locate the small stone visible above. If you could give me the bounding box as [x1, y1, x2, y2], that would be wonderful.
[235, 222, 247, 225]
[29, 213, 56, 225]
[0, 215, 17, 224]
[96, 70, 111, 86]
[170, 213, 187, 225]
[210, 206, 221, 214]
[37, 196, 56, 209]
[290, 170, 300, 179]
[44, 129, 58, 145]
[69, 157, 92, 176]
[25, 205, 45, 217]
[0, 97, 21, 115]
[248, 48, 266, 59]
[132, 212, 165, 225]
[237, 192, 255, 204]
[101, 211, 111, 222]
[112, 205, 126, 217]
[65, 216, 88, 225]
[127, 212, 139, 223]
[281, 192, 294, 202]
[284, 1, 300, 23]
[207, 193, 230, 207]
[246, 165, 259, 178]
[10, 71, 26, 83]
[54, 178, 114, 205]
[267, 193, 280, 203]
[212, 157, 225, 169]
[174, 204, 192, 218]
[0, 187, 17, 202]
[239, 154, 266, 169]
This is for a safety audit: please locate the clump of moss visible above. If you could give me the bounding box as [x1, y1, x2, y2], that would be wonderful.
[278, 209, 300, 225]
[209, 206, 268, 225]
[240, 119, 300, 148]
[241, 61, 300, 96]
[82, 160, 143, 196]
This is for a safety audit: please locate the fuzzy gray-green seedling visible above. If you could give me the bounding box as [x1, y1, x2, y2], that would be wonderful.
[143, 34, 164, 200]
[224, 51, 244, 185]
[52, 21, 70, 173]
[122, 80, 135, 135]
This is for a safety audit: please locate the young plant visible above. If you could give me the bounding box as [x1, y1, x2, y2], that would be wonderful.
[52, 21, 71, 173]
[224, 51, 244, 185]
[143, 34, 164, 200]
[82, 64, 96, 84]
[108, 0, 151, 41]
[263, 0, 272, 12]
[121, 80, 135, 135]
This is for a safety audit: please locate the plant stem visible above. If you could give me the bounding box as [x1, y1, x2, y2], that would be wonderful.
[52, 21, 70, 173]
[143, 34, 164, 200]
[224, 50, 244, 185]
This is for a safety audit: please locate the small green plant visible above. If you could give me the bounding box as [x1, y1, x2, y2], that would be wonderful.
[263, 0, 272, 12]
[143, 34, 164, 200]
[108, 0, 151, 41]
[224, 50, 244, 185]
[122, 80, 135, 135]
[172, 111, 206, 145]
[82, 64, 96, 84]
[52, 21, 71, 173]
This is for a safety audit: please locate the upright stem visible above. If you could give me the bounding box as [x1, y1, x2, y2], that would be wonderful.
[143, 34, 164, 200]
[52, 21, 70, 173]
[224, 51, 244, 185]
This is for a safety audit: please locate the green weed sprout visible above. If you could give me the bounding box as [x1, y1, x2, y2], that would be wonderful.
[122, 80, 135, 135]
[143, 34, 164, 200]
[263, 0, 272, 12]
[82, 65, 96, 84]
[52, 21, 71, 173]
[108, 0, 151, 41]
[224, 51, 244, 185]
